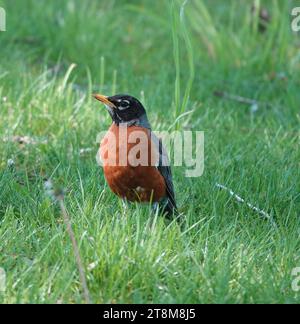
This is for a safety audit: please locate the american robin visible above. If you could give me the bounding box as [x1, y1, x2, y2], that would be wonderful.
[93, 93, 177, 217]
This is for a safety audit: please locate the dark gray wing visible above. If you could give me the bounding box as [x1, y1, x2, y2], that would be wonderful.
[151, 132, 177, 216]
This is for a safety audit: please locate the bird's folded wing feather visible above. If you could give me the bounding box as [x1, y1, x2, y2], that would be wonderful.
[150, 132, 177, 210]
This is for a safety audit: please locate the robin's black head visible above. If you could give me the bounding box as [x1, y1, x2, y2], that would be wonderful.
[93, 93, 147, 125]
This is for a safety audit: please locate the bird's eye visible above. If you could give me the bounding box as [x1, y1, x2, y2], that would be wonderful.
[119, 100, 130, 110]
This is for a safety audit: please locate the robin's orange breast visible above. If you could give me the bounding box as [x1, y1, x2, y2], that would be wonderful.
[100, 124, 166, 202]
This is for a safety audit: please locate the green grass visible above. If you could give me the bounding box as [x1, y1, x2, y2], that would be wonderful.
[0, 0, 300, 303]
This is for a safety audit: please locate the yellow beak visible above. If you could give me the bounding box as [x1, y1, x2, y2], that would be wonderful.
[93, 94, 116, 108]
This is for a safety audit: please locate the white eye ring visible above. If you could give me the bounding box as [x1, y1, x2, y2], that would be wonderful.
[118, 99, 130, 110]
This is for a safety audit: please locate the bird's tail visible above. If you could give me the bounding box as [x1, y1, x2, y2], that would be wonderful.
[160, 198, 178, 219]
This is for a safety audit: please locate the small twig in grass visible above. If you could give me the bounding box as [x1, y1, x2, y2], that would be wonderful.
[57, 198, 92, 304]
[214, 91, 257, 105]
[216, 183, 277, 228]
[3, 135, 48, 146]
[213, 90, 271, 113]
[44, 180, 92, 304]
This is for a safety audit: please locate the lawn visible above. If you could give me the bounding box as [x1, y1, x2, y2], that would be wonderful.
[0, 0, 299, 304]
